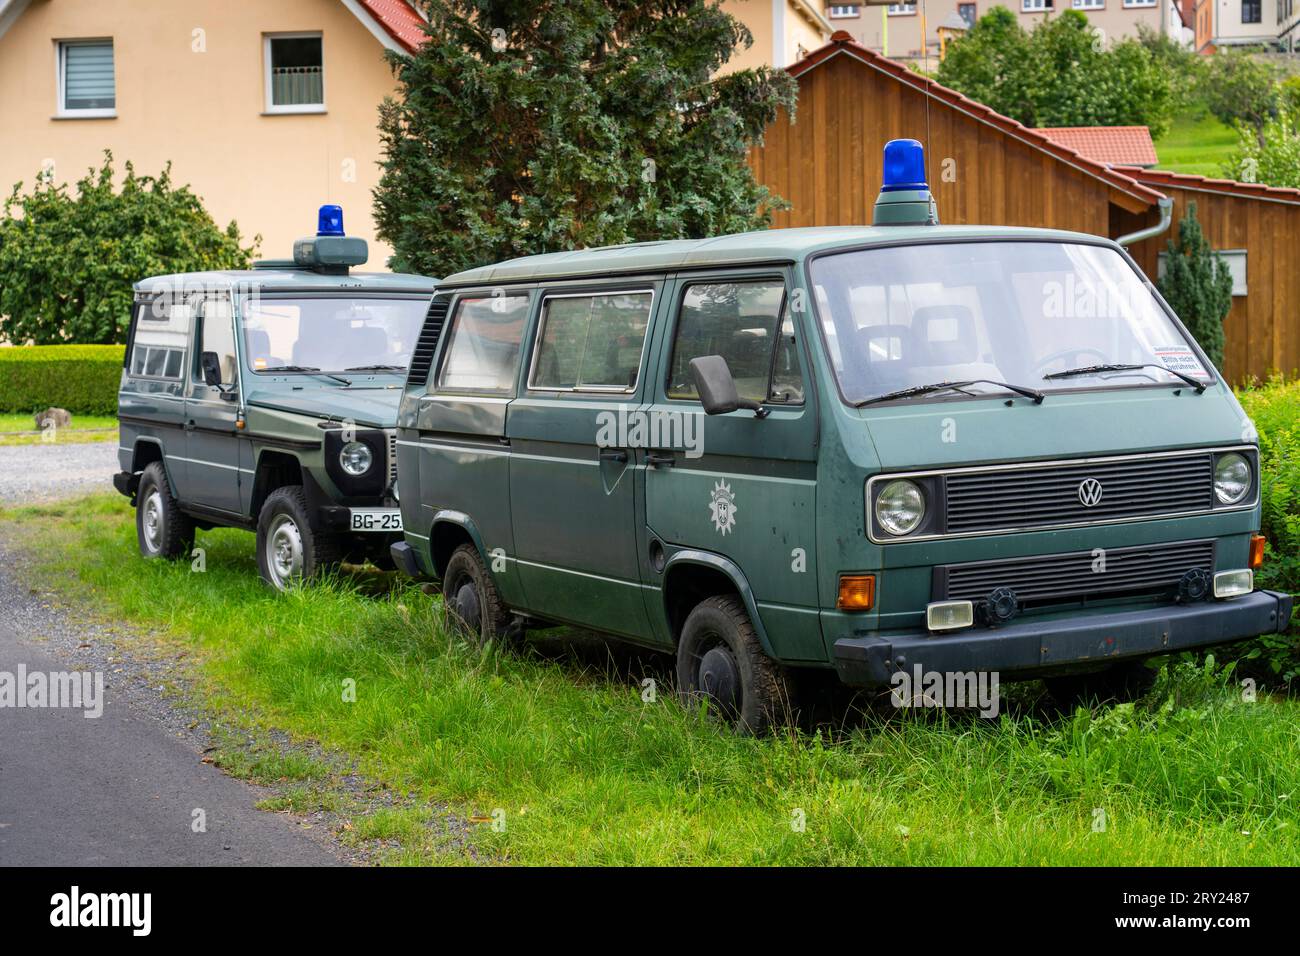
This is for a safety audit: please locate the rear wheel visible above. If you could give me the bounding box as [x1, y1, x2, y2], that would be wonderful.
[135, 462, 194, 560]
[1045, 658, 1159, 708]
[675, 595, 794, 734]
[255, 486, 340, 591]
[442, 544, 513, 646]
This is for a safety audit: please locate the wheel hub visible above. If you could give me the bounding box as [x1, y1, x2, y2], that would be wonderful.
[698, 646, 740, 714]
[142, 491, 163, 552]
[454, 581, 481, 632]
[266, 515, 304, 589]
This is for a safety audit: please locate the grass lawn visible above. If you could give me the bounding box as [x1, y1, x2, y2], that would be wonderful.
[0, 412, 117, 447]
[4, 493, 1299, 865]
[1154, 111, 1240, 178]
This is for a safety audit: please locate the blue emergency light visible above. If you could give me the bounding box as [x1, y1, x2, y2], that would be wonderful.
[317, 204, 346, 237]
[873, 138, 939, 226]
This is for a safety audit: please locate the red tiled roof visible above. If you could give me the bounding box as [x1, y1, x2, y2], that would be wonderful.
[1032, 126, 1158, 168]
[791, 32, 1167, 210]
[355, 0, 428, 53]
[1118, 166, 1300, 205]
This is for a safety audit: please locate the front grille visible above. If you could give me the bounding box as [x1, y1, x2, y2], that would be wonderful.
[943, 452, 1216, 534]
[387, 430, 398, 486]
[936, 539, 1215, 605]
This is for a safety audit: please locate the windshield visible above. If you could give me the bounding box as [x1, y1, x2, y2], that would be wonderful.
[809, 241, 1212, 405]
[241, 296, 428, 374]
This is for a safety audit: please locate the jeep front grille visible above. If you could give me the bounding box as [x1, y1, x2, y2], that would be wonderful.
[935, 539, 1216, 606]
[387, 430, 398, 486]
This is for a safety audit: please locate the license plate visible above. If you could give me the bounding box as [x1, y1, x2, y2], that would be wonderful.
[349, 508, 403, 533]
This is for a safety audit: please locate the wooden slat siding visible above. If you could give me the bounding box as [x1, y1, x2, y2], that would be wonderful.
[1123, 184, 1300, 384]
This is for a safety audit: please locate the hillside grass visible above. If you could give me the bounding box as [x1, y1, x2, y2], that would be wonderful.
[3, 493, 1298, 866]
[1153, 111, 1239, 178]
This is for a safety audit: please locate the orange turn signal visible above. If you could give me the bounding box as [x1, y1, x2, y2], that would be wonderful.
[837, 574, 875, 611]
[1250, 534, 1266, 570]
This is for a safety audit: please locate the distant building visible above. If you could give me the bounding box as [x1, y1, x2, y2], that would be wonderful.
[719, 0, 834, 71]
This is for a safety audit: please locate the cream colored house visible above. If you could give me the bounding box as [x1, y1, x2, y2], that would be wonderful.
[719, 0, 834, 71]
[0, 0, 828, 273]
[0, 0, 426, 268]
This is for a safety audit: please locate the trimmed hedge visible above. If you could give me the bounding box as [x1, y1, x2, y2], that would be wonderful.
[0, 345, 124, 415]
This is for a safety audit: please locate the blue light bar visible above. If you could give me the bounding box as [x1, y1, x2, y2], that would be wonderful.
[317, 204, 345, 237]
[880, 139, 927, 193]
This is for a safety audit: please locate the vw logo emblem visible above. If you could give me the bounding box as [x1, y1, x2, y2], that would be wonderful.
[1078, 477, 1104, 508]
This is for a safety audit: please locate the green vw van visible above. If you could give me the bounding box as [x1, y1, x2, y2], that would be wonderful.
[115, 206, 437, 590]
[391, 142, 1290, 731]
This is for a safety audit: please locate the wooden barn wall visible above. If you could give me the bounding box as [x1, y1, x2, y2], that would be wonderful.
[749, 53, 1116, 236]
[1117, 188, 1300, 384]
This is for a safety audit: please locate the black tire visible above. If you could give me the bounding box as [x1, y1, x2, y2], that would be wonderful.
[255, 486, 341, 591]
[442, 544, 513, 647]
[675, 595, 795, 734]
[1045, 658, 1159, 708]
[135, 461, 194, 560]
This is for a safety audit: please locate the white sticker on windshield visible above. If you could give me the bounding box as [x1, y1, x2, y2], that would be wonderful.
[1153, 346, 1206, 376]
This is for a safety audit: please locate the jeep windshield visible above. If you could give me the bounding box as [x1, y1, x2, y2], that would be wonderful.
[809, 241, 1214, 406]
[241, 296, 427, 376]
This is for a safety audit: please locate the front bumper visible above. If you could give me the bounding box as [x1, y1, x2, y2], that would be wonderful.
[112, 471, 139, 499]
[833, 590, 1293, 687]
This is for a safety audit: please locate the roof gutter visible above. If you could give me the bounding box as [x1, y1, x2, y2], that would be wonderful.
[1116, 195, 1173, 247]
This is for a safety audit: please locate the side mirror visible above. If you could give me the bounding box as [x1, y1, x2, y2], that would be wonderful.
[689, 355, 768, 418]
[200, 351, 223, 388]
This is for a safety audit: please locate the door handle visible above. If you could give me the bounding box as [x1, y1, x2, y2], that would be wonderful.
[645, 451, 676, 468]
[599, 448, 629, 464]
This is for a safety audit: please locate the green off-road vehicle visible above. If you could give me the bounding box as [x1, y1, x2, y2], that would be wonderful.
[114, 205, 437, 590]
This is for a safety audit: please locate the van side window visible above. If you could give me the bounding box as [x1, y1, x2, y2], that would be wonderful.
[127, 296, 188, 381]
[436, 294, 530, 394]
[530, 290, 653, 392]
[667, 280, 802, 404]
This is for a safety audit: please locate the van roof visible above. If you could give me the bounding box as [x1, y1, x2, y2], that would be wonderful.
[133, 268, 438, 295]
[441, 224, 1118, 286]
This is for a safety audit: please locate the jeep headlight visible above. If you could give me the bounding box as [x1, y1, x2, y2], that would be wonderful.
[875, 479, 925, 536]
[339, 441, 373, 477]
[1214, 452, 1250, 504]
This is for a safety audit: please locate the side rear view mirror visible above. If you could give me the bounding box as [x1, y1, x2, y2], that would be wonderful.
[201, 351, 223, 387]
[689, 355, 769, 418]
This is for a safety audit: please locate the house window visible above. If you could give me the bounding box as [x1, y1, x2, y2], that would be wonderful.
[959, 3, 978, 24]
[1073, 0, 1103, 8]
[57, 39, 115, 117]
[1123, 0, 1156, 5]
[828, 4, 861, 16]
[888, 3, 917, 14]
[1243, 0, 1262, 22]
[264, 33, 324, 113]
[1021, 0, 1053, 10]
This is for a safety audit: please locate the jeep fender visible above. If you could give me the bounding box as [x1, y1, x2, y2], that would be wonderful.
[429, 510, 490, 578]
[130, 439, 173, 495]
[661, 549, 777, 658]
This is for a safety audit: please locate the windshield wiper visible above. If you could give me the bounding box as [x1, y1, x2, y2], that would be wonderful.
[342, 364, 407, 372]
[1043, 363, 1206, 393]
[260, 365, 353, 386]
[857, 379, 1045, 407]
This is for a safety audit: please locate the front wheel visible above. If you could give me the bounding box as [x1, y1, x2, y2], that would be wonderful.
[255, 486, 340, 591]
[675, 595, 795, 734]
[135, 462, 194, 560]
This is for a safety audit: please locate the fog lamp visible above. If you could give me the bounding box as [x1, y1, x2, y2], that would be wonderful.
[1214, 569, 1253, 599]
[926, 600, 973, 632]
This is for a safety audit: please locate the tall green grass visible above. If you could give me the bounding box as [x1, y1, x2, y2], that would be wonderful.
[6, 494, 1300, 865]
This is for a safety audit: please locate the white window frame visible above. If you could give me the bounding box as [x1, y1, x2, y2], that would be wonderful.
[1073, 0, 1104, 9]
[1022, 0, 1053, 10]
[263, 32, 326, 115]
[828, 4, 861, 17]
[1122, 0, 1156, 6]
[888, 3, 918, 15]
[54, 38, 116, 119]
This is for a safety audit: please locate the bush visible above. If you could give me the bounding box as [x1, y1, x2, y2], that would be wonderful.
[1233, 379, 1300, 684]
[0, 345, 124, 415]
[0, 152, 256, 345]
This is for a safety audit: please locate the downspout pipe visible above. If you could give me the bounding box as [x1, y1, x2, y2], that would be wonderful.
[1117, 195, 1174, 247]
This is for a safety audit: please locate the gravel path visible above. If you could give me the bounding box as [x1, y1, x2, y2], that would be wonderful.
[0, 441, 120, 505]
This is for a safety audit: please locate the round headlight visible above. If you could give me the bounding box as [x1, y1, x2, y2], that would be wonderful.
[339, 441, 373, 477]
[875, 479, 925, 536]
[1214, 452, 1250, 504]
